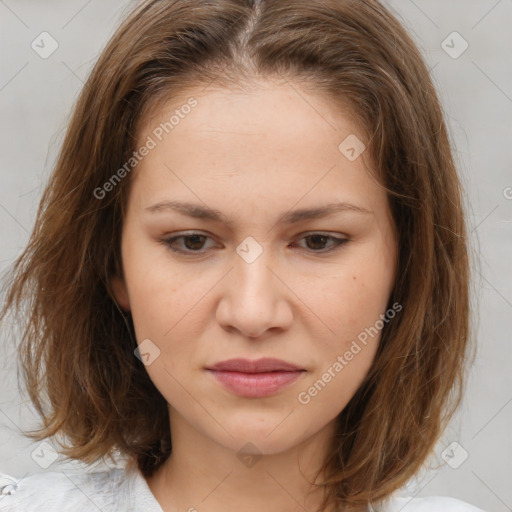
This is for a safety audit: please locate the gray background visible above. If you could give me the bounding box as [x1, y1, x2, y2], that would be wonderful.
[0, 1, 511, 511]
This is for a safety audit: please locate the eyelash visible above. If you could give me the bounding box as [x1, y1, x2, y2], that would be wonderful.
[160, 232, 349, 256]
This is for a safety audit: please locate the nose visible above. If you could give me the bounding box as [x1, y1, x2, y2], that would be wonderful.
[215, 242, 293, 339]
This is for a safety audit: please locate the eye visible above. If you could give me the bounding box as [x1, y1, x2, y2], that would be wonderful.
[293, 233, 349, 253]
[161, 232, 215, 254]
[160, 232, 349, 256]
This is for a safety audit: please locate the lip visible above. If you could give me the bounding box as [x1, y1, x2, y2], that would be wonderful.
[207, 357, 303, 373]
[206, 358, 305, 398]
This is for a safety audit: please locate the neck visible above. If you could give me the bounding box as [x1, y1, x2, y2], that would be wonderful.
[145, 411, 360, 512]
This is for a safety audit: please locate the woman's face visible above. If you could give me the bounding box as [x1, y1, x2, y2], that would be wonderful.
[112, 79, 398, 455]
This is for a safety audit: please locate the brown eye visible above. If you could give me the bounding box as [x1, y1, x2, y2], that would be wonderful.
[161, 233, 214, 254]
[181, 234, 208, 251]
[161, 232, 349, 257]
[305, 234, 330, 250]
[295, 234, 349, 253]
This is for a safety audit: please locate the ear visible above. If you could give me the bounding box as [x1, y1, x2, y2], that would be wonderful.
[111, 274, 131, 311]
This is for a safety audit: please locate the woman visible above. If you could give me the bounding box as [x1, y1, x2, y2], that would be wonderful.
[0, 0, 485, 510]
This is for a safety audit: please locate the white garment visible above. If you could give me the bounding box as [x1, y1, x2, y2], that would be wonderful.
[0, 464, 487, 512]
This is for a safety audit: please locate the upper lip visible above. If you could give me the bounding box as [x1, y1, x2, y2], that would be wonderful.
[206, 358, 304, 373]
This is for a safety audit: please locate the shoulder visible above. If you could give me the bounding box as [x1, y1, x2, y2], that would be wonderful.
[0, 467, 126, 511]
[379, 494, 488, 512]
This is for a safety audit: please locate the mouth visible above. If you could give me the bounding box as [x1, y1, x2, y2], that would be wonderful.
[205, 358, 306, 398]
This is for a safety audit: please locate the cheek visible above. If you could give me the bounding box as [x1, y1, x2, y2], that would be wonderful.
[128, 269, 202, 344]
[294, 268, 389, 412]
[310, 265, 393, 344]
[122, 248, 219, 379]
[122, 233, 193, 319]
[303, 250, 395, 389]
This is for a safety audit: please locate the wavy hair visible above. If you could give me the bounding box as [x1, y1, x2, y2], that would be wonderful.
[0, 0, 476, 509]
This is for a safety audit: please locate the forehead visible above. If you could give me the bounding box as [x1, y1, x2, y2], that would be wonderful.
[131, 81, 386, 216]
[138, 79, 362, 155]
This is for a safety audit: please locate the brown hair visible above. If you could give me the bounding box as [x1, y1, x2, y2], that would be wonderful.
[0, 0, 476, 509]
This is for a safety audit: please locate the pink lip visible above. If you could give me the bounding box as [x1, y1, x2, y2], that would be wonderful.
[206, 358, 305, 398]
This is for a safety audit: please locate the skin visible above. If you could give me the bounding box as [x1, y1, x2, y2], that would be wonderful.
[112, 78, 398, 512]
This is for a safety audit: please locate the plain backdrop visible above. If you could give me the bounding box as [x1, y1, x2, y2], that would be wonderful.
[0, 1, 511, 511]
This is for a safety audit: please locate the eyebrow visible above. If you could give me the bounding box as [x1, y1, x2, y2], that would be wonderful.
[146, 200, 373, 227]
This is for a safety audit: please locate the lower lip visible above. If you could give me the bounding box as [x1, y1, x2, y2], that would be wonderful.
[207, 370, 304, 398]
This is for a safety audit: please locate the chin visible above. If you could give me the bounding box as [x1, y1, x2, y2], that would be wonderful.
[207, 415, 312, 455]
